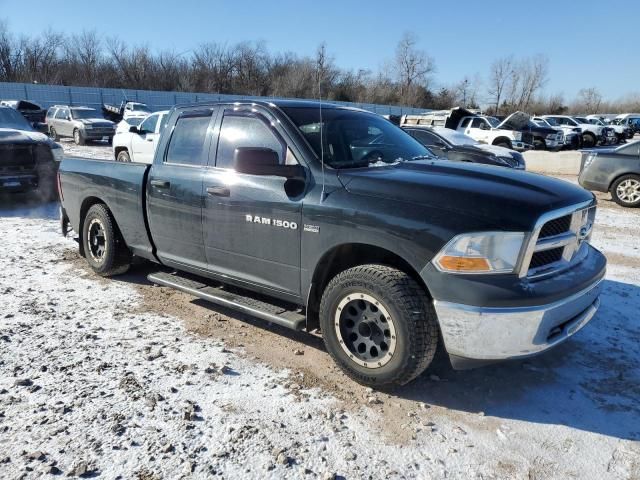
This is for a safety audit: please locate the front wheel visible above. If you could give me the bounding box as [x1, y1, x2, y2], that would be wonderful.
[582, 132, 596, 148]
[319, 264, 439, 387]
[73, 129, 86, 146]
[116, 150, 131, 162]
[611, 174, 640, 208]
[494, 140, 512, 149]
[82, 204, 132, 276]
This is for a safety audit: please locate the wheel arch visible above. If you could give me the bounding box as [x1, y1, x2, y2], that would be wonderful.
[491, 136, 512, 148]
[114, 146, 129, 159]
[305, 243, 430, 331]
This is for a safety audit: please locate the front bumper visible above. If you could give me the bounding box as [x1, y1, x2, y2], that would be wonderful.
[82, 128, 115, 139]
[434, 280, 601, 363]
[512, 141, 533, 152]
[424, 244, 606, 367]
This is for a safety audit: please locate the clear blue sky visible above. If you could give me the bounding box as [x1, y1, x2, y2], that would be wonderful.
[1, 0, 637, 101]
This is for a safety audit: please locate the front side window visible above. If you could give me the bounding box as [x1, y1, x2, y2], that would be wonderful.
[55, 108, 69, 119]
[470, 118, 485, 128]
[216, 113, 285, 169]
[139, 114, 159, 134]
[460, 118, 471, 128]
[282, 107, 430, 169]
[165, 114, 211, 166]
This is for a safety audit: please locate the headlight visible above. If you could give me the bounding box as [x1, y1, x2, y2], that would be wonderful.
[51, 145, 64, 162]
[433, 232, 525, 274]
[546, 133, 557, 140]
[83, 124, 93, 129]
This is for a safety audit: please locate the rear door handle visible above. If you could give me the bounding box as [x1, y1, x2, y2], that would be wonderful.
[207, 186, 230, 197]
[150, 179, 170, 188]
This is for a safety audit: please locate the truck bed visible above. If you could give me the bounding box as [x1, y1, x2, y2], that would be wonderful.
[59, 158, 155, 259]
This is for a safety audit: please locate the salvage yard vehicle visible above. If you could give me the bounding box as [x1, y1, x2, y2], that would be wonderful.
[579, 140, 640, 207]
[46, 105, 116, 145]
[103, 101, 152, 123]
[531, 116, 582, 149]
[58, 100, 606, 387]
[542, 115, 613, 147]
[613, 114, 640, 136]
[580, 116, 631, 144]
[0, 99, 47, 130]
[113, 110, 169, 163]
[402, 108, 534, 152]
[402, 125, 526, 169]
[0, 105, 63, 199]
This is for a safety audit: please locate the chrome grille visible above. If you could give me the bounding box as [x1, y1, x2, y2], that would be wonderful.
[519, 203, 596, 278]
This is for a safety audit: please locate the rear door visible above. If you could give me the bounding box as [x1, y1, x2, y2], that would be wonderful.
[146, 108, 217, 271]
[202, 106, 303, 297]
[55, 107, 71, 137]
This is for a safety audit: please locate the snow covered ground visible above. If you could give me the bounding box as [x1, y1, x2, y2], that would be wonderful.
[0, 176, 639, 479]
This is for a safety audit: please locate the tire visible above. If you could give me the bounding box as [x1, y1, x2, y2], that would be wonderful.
[49, 127, 58, 141]
[107, 136, 113, 145]
[610, 174, 640, 208]
[73, 128, 86, 146]
[319, 264, 439, 387]
[494, 140, 512, 149]
[116, 150, 131, 162]
[82, 204, 132, 276]
[533, 139, 546, 150]
[582, 132, 596, 148]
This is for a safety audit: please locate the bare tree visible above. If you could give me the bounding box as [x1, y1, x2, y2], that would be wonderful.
[394, 32, 435, 106]
[487, 56, 514, 114]
[576, 87, 603, 113]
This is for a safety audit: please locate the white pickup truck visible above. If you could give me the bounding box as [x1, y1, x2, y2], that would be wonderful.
[112, 110, 169, 163]
[541, 115, 614, 147]
[402, 108, 533, 151]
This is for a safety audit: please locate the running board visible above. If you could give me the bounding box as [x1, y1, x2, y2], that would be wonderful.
[147, 271, 306, 331]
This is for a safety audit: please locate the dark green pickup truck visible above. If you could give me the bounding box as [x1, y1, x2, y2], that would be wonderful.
[58, 100, 606, 387]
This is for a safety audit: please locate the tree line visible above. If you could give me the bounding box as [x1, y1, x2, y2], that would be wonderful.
[1, 21, 637, 115]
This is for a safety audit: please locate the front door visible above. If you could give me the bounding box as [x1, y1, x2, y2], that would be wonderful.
[202, 107, 303, 297]
[146, 108, 216, 271]
[131, 113, 159, 164]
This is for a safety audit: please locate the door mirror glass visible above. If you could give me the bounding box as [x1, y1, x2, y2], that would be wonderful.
[234, 147, 303, 179]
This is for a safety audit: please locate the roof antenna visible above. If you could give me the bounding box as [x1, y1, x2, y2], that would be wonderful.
[317, 43, 327, 202]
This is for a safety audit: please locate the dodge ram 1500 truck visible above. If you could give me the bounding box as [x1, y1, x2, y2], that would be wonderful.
[58, 100, 606, 387]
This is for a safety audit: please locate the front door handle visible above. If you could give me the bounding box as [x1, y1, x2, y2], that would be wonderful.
[207, 186, 230, 197]
[146, 138, 154, 142]
[150, 179, 170, 188]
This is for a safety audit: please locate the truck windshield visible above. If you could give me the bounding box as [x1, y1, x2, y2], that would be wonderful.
[0, 107, 33, 131]
[486, 117, 500, 128]
[282, 107, 432, 169]
[72, 108, 102, 120]
[131, 104, 151, 113]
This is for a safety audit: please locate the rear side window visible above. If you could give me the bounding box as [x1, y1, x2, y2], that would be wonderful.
[411, 129, 440, 145]
[55, 108, 68, 119]
[165, 114, 211, 166]
[216, 114, 285, 169]
[46, 109, 56, 119]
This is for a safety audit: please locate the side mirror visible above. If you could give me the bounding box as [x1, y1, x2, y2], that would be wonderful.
[234, 147, 304, 179]
[129, 125, 140, 134]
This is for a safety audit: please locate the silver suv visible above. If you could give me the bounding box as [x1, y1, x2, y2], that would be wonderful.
[46, 105, 115, 145]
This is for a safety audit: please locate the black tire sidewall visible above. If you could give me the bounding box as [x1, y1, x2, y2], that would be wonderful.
[82, 205, 119, 274]
[320, 268, 432, 386]
[583, 133, 596, 147]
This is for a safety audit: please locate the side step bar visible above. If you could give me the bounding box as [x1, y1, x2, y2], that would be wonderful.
[147, 271, 306, 331]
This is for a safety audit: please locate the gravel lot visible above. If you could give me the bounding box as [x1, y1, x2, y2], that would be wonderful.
[0, 147, 639, 479]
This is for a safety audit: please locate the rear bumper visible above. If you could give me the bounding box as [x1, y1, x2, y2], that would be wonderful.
[434, 279, 602, 363]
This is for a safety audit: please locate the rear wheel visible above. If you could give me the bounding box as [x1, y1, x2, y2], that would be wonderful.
[49, 127, 58, 141]
[82, 204, 131, 276]
[611, 174, 640, 208]
[319, 264, 439, 387]
[73, 129, 86, 146]
[116, 150, 131, 162]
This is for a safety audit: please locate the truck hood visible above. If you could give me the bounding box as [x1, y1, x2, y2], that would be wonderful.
[0, 127, 50, 144]
[80, 118, 115, 126]
[497, 111, 530, 131]
[338, 160, 593, 231]
[471, 143, 518, 158]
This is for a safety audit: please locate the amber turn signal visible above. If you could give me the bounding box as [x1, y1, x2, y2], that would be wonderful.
[437, 256, 491, 272]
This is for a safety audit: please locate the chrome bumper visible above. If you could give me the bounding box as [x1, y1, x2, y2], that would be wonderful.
[433, 279, 602, 361]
